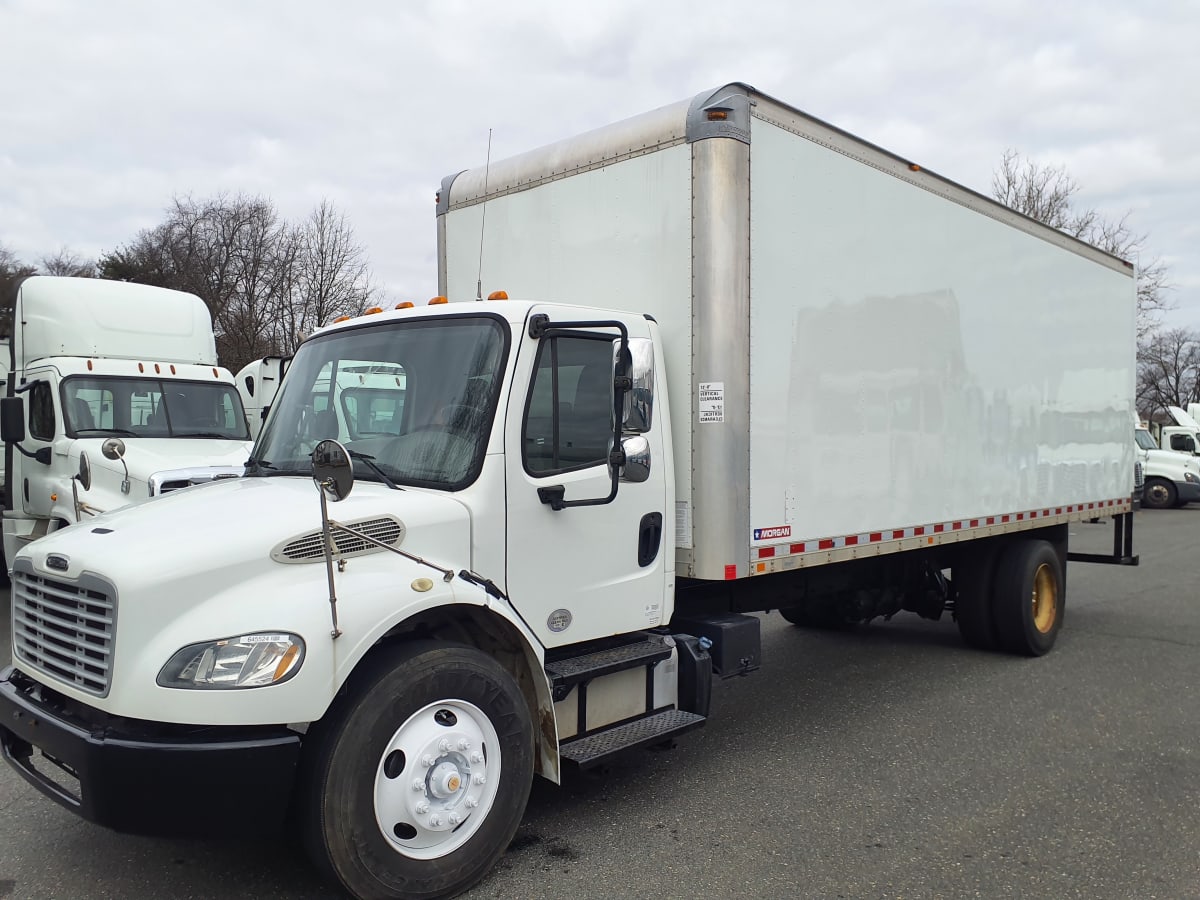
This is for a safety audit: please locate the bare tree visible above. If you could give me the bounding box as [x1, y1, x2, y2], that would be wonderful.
[1, 241, 37, 301]
[992, 149, 1170, 339]
[39, 246, 97, 277]
[99, 195, 375, 372]
[1137, 327, 1200, 420]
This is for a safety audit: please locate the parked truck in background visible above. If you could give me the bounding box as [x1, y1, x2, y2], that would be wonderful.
[1148, 405, 1200, 458]
[1, 84, 1139, 899]
[1135, 423, 1200, 508]
[0, 276, 253, 571]
[236, 355, 289, 438]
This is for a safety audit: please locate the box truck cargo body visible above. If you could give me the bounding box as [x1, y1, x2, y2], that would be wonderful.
[1, 85, 1138, 900]
[437, 83, 1137, 581]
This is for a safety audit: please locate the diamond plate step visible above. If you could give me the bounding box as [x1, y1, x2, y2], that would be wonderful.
[559, 709, 706, 769]
[544, 639, 671, 691]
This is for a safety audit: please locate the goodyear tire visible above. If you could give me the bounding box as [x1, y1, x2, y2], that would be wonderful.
[991, 540, 1064, 657]
[954, 544, 999, 651]
[301, 642, 534, 899]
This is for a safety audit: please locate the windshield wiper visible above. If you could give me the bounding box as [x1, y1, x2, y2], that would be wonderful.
[347, 449, 402, 491]
[244, 457, 277, 475]
[172, 431, 240, 439]
[74, 428, 138, 437]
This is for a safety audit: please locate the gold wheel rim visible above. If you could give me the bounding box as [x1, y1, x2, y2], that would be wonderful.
[1031, 563, 1058, 633]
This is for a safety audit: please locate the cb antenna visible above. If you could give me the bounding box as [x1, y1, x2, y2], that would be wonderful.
[476, 128, 493, 301]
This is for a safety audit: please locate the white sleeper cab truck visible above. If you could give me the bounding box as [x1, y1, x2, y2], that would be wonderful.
[0, 275, 253, 571]
[1134, 424, 1200, 509]
[1, 84, 1139, 900]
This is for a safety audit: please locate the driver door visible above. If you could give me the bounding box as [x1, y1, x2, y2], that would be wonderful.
[504, 307, 669, 648]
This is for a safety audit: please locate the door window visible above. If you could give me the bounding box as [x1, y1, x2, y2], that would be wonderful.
[523, 336, 613, 475]
[29, 381, 55, 440]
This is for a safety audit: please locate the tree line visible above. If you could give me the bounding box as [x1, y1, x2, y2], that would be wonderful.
[1, 194, 374, 373]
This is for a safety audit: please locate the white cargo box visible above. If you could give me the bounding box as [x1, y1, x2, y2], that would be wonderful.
[438, 82, 1136, 580]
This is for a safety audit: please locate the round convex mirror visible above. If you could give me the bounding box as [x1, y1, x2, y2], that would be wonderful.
[312, 439, 353, 502]
[77, 451, 92, 491]
[101, 437, 127, 461]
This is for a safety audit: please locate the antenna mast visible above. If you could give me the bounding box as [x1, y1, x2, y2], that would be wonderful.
[476, 129, 493, 301]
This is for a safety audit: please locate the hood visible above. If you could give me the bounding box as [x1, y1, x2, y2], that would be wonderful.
[68, 437, 253, 510]
[22, 474, 472, 588]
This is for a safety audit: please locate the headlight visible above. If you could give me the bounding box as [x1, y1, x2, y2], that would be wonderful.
[157, 633, 305, 689]
[1186, 472, 1200, 484]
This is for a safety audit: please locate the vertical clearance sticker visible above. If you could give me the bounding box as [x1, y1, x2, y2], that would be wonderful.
[699, 382, 724, 423]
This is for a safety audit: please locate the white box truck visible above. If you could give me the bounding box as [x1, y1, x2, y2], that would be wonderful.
[1, 85, 1139, 899]
[0, 276, 254, 571]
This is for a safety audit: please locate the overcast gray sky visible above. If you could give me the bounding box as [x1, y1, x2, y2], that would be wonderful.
[2, 0, 1197, 329]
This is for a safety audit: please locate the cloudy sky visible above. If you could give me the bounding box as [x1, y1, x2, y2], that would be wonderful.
[2, 0, 1197, 329]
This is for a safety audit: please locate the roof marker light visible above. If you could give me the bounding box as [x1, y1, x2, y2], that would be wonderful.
[364, 306, 384, 315]
[333, 315, 351, 323]
[395, 301, 415, 309]
[487, 290, 508, 300]
[429, 296, 449, 305]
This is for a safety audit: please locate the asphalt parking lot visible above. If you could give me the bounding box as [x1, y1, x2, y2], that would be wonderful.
[1, 509, 1197, 899]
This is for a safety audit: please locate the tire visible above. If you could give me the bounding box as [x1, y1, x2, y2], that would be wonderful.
[300, 642, 535, 900]
[954, 545, 999, 650]
[991, 540, 1064, 656]
[1142, 477, 1177, 510]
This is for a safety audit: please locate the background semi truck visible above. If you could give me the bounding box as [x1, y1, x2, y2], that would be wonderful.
[0, 276, 253, 571]
[1, 84, 1137, 900]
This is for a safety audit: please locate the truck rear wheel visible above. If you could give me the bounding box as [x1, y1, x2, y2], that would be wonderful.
[300, 642, 534, 899]
[991, 540, 1063, 656]
[954, 546, 999, 650]
[1142, 477, 1176, 510]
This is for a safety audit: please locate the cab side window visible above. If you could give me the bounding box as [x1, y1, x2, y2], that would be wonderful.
[523, 336, 613, 475]
[29, 381, 55, 440]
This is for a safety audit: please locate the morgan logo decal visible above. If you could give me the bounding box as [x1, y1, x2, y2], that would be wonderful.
[753, 526, 791, 541]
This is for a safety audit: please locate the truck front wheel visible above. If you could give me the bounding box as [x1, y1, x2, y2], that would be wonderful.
[1142, 477, 1177, 510]
[991, 540, 1063, 656]
[300, 642, 534, 899]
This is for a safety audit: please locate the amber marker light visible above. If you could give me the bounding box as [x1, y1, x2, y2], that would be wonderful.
[707, 110, 729, 121]
[364, 306, 384, 315]
[274, 643, 302, 682]
[395, 301, 415, 309]
[428, 296, 449, 305]
[487, 290, 509, 300]
[333, 315, 351, 323]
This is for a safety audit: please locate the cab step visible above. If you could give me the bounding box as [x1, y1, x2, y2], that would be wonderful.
[559, 709, 706, 769]
[544, 638, 671, 699]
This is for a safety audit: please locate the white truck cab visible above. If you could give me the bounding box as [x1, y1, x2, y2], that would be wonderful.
[0, 276, 253, 569]
[1134, 426, 1200, 508]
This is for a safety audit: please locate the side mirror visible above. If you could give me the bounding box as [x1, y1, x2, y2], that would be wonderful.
[312, 439, 353, 502]
[620, 435, 651, 483]
[0, 396, 26, 443]
[101, 437, 127, 461]
[620, 338, 655, 433]
[76, 452, 92, 491]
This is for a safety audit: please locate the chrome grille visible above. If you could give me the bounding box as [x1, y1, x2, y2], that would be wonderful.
[12, 568, 116, 697]
[1134, 460, 1145, 490]
[272, 516, 405, 563]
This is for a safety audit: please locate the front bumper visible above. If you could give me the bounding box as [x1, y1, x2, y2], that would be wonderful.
[0, 666, 301, 836]
[1178, 481, 1200, 504]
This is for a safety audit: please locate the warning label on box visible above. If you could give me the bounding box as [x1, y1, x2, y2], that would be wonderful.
[699, 382, 724, 423]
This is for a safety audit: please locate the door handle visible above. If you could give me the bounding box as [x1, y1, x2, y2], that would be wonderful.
[638, 512, 663, 567]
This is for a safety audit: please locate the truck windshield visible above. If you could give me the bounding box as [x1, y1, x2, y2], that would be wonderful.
[63, 377, 250, 440]
[251, 315, 508, 489]
[1134, 429, 1158, 451]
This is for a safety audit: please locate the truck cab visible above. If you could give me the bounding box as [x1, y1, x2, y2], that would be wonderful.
[0, 276, 254, 568]
[1134, 426, 1200, 509]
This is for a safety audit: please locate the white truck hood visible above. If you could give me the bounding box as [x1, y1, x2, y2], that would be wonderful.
[1167, 405, 1200, 431]
[21, 474, 470, 585]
